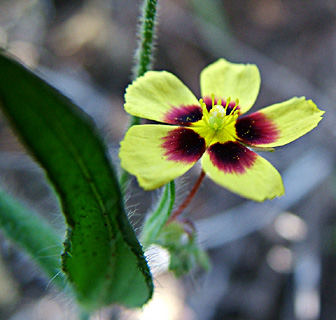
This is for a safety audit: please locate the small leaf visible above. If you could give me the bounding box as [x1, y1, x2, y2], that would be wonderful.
[0, 189, 64, 288]
[155, 221, 210, 277]
[0, 52, 153, 309]
[141, 181, 175, 247]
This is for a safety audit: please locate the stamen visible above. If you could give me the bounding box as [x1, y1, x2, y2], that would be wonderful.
[211, 93, 216, 109]
[202, 94, 240, 130]
[199, 98, 210, 126]
[221, 98, 240, 127]
[231, 98, 239, 114]
[225, 97, 231, 108]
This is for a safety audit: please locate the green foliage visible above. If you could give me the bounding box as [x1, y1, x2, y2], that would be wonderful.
[141, 181, 209, 276]
[154, 221, 210, 277]
[0, 0, 211, 315]
[0, 189, 64, 288]
[141, 181, 175, 247]
[0, 53, 153, 310]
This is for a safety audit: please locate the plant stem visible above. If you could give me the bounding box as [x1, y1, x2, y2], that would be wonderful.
[168, 171, 206, 223]
[131, 0, 158, 127]
[120, 0, 158, 189]
[133, 0, 158, 79]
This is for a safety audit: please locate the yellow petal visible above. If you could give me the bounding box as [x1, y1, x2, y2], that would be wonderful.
[119, 125, 206, 190]
[125, 71, 201, 124]
[235, 97, 324, 147]
[201, 141, 284, 201]
[200, 59, 261, 115]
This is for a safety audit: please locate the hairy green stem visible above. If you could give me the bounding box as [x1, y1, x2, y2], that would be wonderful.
[131, 0, 158, 127]
[133, 0, 158, 80]
[141, 181, 175, 248]
[120, 0, 158, 189]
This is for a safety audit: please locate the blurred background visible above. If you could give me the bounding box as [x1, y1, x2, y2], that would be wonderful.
[0, 0, 335, 319]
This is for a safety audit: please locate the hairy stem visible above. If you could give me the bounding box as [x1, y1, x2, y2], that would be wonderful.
[131, 0, 158, 127]
[133, 0, 158, 81]
[120, 0, 158, 189]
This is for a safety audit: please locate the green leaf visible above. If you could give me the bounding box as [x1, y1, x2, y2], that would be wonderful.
[155, 221, 210, 277]
[0, 52, 153, 310]
[0, 189, 64, 288]
[141, 181, 175, 247]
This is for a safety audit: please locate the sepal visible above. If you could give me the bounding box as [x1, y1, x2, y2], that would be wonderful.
[153, 220, 210, 277]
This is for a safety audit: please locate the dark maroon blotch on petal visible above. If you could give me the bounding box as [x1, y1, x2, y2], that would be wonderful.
[203, 96, 240, 114]
[162, 128, 206, 163]
[208, 141, 257, 174]
[235, 112, 279, 145]
[163, 105, 203, 126]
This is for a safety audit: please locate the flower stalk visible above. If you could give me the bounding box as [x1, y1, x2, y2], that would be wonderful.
[167, 170, 206, 223]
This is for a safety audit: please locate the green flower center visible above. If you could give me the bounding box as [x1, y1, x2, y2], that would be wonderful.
[209, 105, 226, 130]
[200, 94, 239, 131]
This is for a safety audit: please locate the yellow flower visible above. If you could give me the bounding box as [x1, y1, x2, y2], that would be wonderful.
[119, 59, 324, 201]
